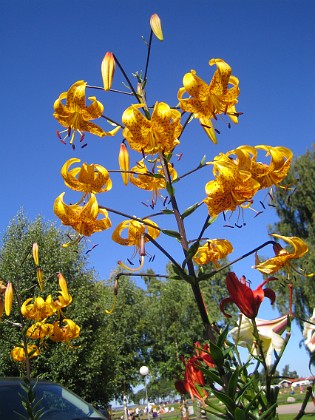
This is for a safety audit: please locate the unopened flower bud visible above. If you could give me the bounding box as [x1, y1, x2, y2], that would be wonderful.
[5, 282, 13, 316]
[101, 52, 115, 91]
[118, 143, 130, 185]
[32, 243, 39, 266]
[150, 14, 164, 41]
[37, 268, 44, 292]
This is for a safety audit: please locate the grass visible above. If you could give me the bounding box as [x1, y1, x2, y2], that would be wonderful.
[111, 390, 313, 420]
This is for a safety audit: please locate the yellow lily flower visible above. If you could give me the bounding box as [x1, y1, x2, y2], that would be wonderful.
[122, 102, 182, 154]
[55, 273, 72, 310]
[130, 159, 177, 204]
[250, 145, 293, 189]
[50, 319, 80, 343]
[193, 239, 233, 268]
[27, 322, 54, 342]
[61, 158, 112, 194]
[21, 296, 56, 321]
[54, 193, 111, 237]
[178, 58, 240, 143]
[11, 344, 40, 362]
[112, 219, 160, 271]
[254, 234, 312, 276]
[53, 80, 120, 144]
[204, 155, 260, 217]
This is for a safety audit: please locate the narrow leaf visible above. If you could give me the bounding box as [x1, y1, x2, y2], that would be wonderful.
[181, 203, 200, 219]
[161, 229, 181, 240]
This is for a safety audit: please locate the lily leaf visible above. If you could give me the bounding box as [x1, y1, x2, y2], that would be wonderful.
[208, 341, 224, 366]
[181, 202, 200, 219]
[211, 388, 235, 414]
[228, 367, 239, 399]
[165, 181, 174, 197]
[234, 408, 247, 420]
[161, 229, 181, 240]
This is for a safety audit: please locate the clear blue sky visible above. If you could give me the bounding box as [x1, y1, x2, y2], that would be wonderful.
[2, 0, 315, 377]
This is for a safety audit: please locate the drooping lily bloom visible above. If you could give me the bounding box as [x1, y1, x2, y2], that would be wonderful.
[112, 219, 160, 271]
[178, 58, 240, 143]
[11, 344, 40, 362]
[61, 158, 112, 194]
[54, 193, 111, 237]
[50, 319, 80, 343]
[254, 234, 312, 276]
[249, 146, 293, 189]
[21, 296, 56, 321]
[230, 315, 289, 367]
[175, 344, 211, 402]
[220, 272, 276, 319]
[130, 159, 177, 204]
[112, 219, 160, 249]
[204, 155, 260, 217]
[303, 308, 315, 352]
[194, 342, 215, 368]
[193, 238, 233, 267]
[27, 322, 54, 342]
[53, 80, 120, 144]
[122, 102, 182, 154]
[54, 273, 72, 310]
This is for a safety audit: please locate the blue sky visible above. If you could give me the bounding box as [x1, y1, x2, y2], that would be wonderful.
[2, 0, 315, 377]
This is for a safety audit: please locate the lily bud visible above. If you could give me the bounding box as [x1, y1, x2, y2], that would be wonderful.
[0, 281, 6, 317]
[101, 52, 115, 91]
[58, 273, 69, 297]
[37, 268, 44, 292]
[5, 282, 13, 316]
[118, 143, 130, 185]
[150, 14, 164, 41]
[32, 242, 39, 266]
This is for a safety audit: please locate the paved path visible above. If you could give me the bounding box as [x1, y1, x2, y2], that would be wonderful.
[277, 402, 315, 415]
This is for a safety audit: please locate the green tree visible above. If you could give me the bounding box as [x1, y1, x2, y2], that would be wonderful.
[281, 364, 298, 379]
[0, 212, 146, 404]
[271, 145, 315, 327]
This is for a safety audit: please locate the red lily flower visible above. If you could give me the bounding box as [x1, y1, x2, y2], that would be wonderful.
[175, 355, 208, 401]
[220, 272, 276, 319]
[194, 342, 215, 368]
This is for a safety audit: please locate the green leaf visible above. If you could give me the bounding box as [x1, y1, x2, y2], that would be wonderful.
[181, 203, 200, 219]
[228, 367, 239, 399]
[161, 209, 173, 215]
[217, 325, 230, 348]
[161, 229, 181, 240]
[165, 181, 175, 197]
[211, 388, 236, 414]
[202, 369, 224, 386]
[234, 407, 247, 420]
[208, 342, 224, 366]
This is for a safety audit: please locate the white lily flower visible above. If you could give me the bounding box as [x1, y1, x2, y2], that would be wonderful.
[230, 315, 288, 367]
[303, 308, 315, 352]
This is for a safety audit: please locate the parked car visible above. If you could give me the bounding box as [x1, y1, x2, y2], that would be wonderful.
[0, 377, 107, 419]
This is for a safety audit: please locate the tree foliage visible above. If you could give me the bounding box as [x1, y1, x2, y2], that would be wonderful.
[271, 145, 315, 327]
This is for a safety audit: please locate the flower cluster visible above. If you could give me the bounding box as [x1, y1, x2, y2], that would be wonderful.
[7, 245, 80, 363]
